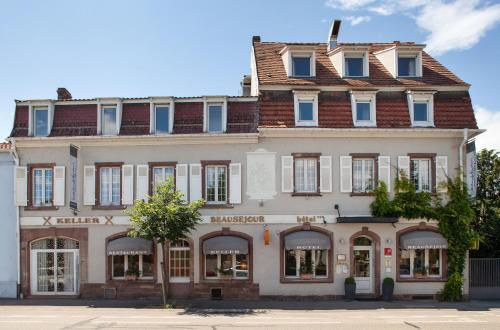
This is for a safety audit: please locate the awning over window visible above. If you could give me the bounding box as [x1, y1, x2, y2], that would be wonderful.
[285, 231, 330, 250]
[203, 236, 248, 255]
[107, 237, 153, 256]
[400, 231, 448, 250]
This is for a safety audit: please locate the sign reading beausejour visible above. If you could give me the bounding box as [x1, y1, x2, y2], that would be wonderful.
[210, 216, 265, 224]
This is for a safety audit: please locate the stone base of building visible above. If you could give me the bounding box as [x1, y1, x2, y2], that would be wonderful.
[192, 282, 260, 299]
[81, 282, 163, 299]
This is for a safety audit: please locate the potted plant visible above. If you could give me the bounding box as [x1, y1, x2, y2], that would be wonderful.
[382, 277, 394, 301]
[344, 276, 356, 300]
[125, 267, 141, 281]
[413, 267, 427, 279]
[299, 263, 313, 280]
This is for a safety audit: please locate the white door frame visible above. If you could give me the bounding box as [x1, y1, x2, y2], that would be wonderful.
[30, 249, 80, 295]
[353, 245, 374, 294]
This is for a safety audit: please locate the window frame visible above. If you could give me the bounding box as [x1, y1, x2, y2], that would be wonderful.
[204, 253, 249, 280]
[111, 254, 154, 280]
[408, 154, 436, 193]
[293, 91, 319, 127]
[407, 91, 435, 127]
[350, 91, 377, 127]
[343, 52, 369, 77]
[148, 162, 177, 195]
[203, 98, 227, 133]
[100, 105, 118, 136]
[284, 248, 329, 279]
[154, 104, 171, 134]
[95, 162, 124, 209]
[399, 248, 443, 279]
[291, 54, 313, 77]
[292, 153, 320, 196]
[26, 163, 56, 210]
[169, 239, 192, 283]
[397, 53, 420, 77]
[202, 161, 230, 205]
[352, 158, 376, 194]
[33, 106, 49, 137]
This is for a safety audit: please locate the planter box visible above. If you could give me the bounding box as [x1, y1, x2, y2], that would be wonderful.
[382, 282, 394, 301]
[126, 275, 138, 281]
[344, 283, 356, 300]
[300, 273, 313, 280]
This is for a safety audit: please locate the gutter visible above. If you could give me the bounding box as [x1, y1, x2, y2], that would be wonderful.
[459, 128, 469, 183]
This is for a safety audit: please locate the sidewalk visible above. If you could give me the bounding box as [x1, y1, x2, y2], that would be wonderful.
[1, 297, 499, 312]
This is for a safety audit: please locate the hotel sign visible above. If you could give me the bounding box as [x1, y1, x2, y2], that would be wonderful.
[210, 216, 265, 224]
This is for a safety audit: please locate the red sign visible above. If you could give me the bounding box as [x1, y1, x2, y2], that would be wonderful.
[384, 248, 392, 256]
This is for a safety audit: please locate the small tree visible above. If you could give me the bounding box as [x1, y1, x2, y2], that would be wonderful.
[126, 178, 204, 306]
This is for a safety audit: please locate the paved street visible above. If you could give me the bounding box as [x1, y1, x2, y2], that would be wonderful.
[0, 299, 499, 329]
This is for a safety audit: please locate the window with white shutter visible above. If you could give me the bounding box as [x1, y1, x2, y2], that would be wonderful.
[136, 165, 149, 201]
[15, 166, 27, 206]
[281, 156, 294, 193]
[340, 156, 352, 193]
[121, 165, 134, 205]
[319, 156, 332, 193]
[176, 164, 188, 200]
[229, 163, 242, 204]
[378, 156, 391, 192]
[53, 166, 65, 206]
[189, 164, 202, 202]
[436, 156, 448, 193]
[83, 165, 96, 205]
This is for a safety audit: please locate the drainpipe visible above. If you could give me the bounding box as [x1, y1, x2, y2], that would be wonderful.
[9, 139, 21, 298]
[459, 128, 469, 183]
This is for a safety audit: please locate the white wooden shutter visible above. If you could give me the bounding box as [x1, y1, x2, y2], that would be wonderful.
[136, 165, 149, 201]
[319, 156, 332, 193]
[340, 156, 352, 193]
[189, 164, 202, 202]
[436, 156, 448, 193]
[121, 165, 134, 205]
[53, 166, 65, 206]
[281, 156, 294, 193]
[378, 156, 391, 192]
[229, 163, 242, 204]
[83, 165, 96, 206]
[398, 156, 410, 179]
[176, 164, 188, 200]
[14, 166, 27, 206]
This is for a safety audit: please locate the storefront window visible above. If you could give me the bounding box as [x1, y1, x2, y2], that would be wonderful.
[113, 255, 125, 277]
[111, 254, 153, 280]
[285, 249, 328, 278]
[399, 248, 442, 278]
[205, 254, 218, 278]
[204, 253, 249, 279]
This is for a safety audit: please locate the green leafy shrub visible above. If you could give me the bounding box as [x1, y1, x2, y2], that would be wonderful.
[383, 277, 394, 285]
[345, 277, 355, 285]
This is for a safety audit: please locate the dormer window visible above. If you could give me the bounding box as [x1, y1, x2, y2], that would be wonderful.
[155, 105, 170, 134]
[398, 55, 417, 77]
[280, 46, 316, 78]
[203, 97, 227, 133]
[293, 91, 319, 127]
[97, 99, 122, 136]
[101, 106, 117, 135]
[344, 52, 368, 77]
[33, 107, 49, 137]
[407, 91, 434, 127]
[292, 55, 311, 77]
[350, 91, 376, 127]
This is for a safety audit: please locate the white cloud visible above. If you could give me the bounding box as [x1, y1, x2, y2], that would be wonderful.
[325, 0, 500, 55]
[474, 105, 500, 151]
[325, 0, 375, 10]
[345, 15, 372, 26]
[417, 0, 500, 55]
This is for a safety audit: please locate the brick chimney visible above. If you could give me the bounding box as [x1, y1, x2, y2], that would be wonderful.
[252, 36, 261, 43]
[57, 87, 72, 100]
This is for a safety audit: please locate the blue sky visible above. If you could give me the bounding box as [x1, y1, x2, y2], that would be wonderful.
[1, 0, 499, 149]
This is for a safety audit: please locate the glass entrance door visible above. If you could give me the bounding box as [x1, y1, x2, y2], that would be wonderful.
[353, 237, 374, 294]
[30, 238, 79, 295]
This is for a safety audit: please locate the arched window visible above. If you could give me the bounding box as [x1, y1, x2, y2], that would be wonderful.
[284, 230, 330, 279]
[30, 237, 79, 295]
[202, 234, 249, 280]
[169, 239, 191, 282]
